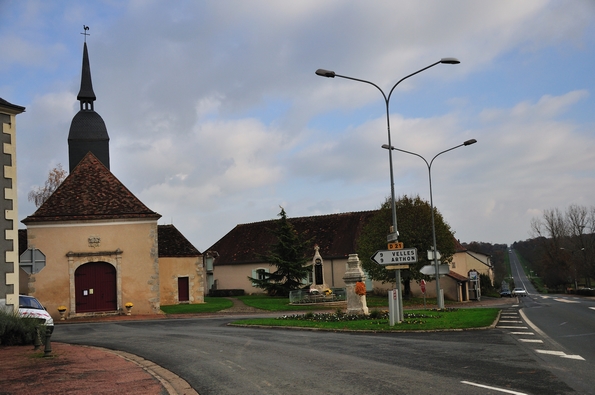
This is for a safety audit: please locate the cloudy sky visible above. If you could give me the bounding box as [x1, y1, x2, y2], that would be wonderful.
[2, 1, 594, 250]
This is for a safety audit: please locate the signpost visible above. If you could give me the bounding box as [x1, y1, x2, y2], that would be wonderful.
[419, 264, 450, 276]
[372, 246, 418, 326]
[371, 248, 418, 265]
[420, 279, 426, 309]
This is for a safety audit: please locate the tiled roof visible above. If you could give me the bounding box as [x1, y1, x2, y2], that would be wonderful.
[0, 97, 25, 113]
[206, 211, 377, 265]
[454, 238, 467, 252]
[447, 271, 469, 282]
[22, 152, 161, 224]
[158, 224, 201, 257]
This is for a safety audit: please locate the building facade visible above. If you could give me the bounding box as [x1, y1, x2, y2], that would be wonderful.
[0, 98, 25, 311]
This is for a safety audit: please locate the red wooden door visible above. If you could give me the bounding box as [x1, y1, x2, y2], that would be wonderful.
[178, 277, 189, 302]
[75, 262, 117, 313]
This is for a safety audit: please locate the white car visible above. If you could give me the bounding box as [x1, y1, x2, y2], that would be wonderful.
[0, 295, 54, 333]
[512, 288, 528, 297]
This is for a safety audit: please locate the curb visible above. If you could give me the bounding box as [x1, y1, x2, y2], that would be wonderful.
[85, 345, 198, 395]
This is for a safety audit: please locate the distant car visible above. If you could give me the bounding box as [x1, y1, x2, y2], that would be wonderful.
[0, 295, 54, 333]
[500, 289, 512, 297]
[512, 288, 528, 297]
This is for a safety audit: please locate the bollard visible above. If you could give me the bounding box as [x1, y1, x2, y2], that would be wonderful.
[33, 327, 41, 350]
[43, 327, 52, 357]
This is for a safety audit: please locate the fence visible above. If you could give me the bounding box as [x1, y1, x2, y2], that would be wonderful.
[289, 288, 346, 304]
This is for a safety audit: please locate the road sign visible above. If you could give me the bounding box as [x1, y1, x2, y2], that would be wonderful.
[420, 264, 450, 276]
[388, 242, 404, 250]
[385, 265, 410, 270]
[371, 249, 418, 265]
[427, 250, 441, 260]
[420, 279, 426, 294]
[19, 248, 46, 274]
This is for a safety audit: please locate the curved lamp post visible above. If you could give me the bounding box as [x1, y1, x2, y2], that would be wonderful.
[316, 58, 459, 243]
[382, 139, 477, 309]
[316, 59, 459, 320]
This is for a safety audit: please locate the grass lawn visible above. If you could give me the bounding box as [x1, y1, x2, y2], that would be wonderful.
[161, 294, 458, 314]
[160, 297, 234, 314]
[232, 308, 500, 331]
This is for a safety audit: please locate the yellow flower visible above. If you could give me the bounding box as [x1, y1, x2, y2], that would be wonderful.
[57, 305, 67, 312]
[125, 302, 134, 308]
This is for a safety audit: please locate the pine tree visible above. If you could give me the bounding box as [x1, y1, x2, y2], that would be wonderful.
[249, 207, 311, 296]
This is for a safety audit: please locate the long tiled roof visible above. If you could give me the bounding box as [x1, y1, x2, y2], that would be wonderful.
[158, 225, 201, 257]
[206, 211, 377, 265]
[22, 152, 161, 224]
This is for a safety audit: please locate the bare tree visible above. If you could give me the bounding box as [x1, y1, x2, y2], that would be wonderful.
[28, 164, 67, 208]
[532, 205, 595, 290]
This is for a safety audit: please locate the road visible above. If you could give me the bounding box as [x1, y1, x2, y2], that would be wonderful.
[508, 249, 595, 393]
[53, 307, 588, 395]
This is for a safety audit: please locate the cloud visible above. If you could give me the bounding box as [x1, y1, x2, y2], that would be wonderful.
[5, 0, 595, 249]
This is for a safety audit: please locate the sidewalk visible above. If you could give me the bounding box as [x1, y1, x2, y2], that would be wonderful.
[0, 341, 197, 395]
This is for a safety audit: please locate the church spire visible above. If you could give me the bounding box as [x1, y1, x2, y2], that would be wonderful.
[68, 31, 110, 173]
[77, 42, 96, 110]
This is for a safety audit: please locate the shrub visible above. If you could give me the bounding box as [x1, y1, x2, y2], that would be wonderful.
[208, 289, 245, 297]
[0, 310, 46, 346]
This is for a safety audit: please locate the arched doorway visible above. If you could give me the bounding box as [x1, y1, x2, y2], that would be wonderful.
[75, 261, 117, 313]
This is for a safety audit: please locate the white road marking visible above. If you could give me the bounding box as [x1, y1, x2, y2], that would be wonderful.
[563, 354, 586, 360]
[509, 332, 534, 335]
[537, 350, 565, 356]
[461, 381, 529, 394]
[589, 307, 595, 311]
[497, 326, 528, 329]
[500, 320, 523, 323]
[518, 339, 543, 343]
[554, 298, 580, 303]
[536, 350, 585, 360]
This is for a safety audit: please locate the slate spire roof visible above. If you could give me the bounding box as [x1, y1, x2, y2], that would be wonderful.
[22, 152, 161, 224]
[68, 42, 110, 173]
[77, 42, 96, 103]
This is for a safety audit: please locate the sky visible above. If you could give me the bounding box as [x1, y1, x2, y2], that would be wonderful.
[2, 0, 594, 250]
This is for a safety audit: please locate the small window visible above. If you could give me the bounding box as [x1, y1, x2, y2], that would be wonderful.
[251, 268, 269, 285]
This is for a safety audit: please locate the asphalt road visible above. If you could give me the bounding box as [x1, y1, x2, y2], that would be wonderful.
[53, 308, 590, 395]
[508, 249, 595, 393]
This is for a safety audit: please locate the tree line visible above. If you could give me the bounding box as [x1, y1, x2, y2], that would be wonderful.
[514, 204, 595, 292]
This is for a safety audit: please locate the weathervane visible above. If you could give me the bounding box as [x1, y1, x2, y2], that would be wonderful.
[81, 25, 90, 42]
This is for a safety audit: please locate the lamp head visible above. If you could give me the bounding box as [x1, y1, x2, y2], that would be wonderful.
[315, 69, 336, 78]
[440, 57, 460, 64]
[463, 139, 477, 146]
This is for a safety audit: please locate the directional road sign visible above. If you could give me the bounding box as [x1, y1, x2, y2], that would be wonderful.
[420, 264, 450, 276]
[371, 248, 418, 265]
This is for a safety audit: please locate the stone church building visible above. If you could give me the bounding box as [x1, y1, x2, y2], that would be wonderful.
[19, 42, 204, 320]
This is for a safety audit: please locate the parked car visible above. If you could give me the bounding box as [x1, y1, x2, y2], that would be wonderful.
[500, 289, 512, 297]
[512, 288, 528, 297]
[0, 295, 54, 333]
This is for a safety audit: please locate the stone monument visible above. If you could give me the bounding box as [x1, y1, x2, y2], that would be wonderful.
[342, 254, 368, 315]
[310, 245, 327, 294]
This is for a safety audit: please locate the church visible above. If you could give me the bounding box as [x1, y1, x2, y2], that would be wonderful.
[19, 42, 204, 320]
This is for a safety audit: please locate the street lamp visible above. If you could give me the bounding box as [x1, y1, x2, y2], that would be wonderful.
[382, 138, 477, 309]
[316, 58, 460, 319]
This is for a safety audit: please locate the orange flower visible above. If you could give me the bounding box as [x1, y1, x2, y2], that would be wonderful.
[355, 282, 366, 296]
